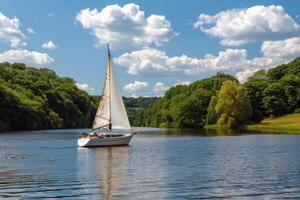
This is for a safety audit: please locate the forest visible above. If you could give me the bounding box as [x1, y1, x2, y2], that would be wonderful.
[0, 62, 98, 131]
[0, 62, 155, 131]
[133, 57, 300, 128]
[0, 57, 299, 131]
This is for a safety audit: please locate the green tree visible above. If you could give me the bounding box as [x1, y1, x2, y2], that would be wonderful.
[206, 95, 218, 125]
[216, 80, 252, 128]
[244, 79, 269, 122]
[262, 83, 288, 116]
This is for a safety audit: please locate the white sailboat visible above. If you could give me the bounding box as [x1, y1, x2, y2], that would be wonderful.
[78, 44, 133, 147]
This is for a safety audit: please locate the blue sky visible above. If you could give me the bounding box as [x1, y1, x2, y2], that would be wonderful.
[1, 0, 300, 96]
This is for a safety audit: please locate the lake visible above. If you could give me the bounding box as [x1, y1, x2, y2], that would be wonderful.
[0, 128, 300, 199]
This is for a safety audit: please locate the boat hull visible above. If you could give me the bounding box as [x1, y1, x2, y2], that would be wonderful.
[78, 133, 133, 147]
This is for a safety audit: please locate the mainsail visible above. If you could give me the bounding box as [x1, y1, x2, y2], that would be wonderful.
[92, 44, 131, 130]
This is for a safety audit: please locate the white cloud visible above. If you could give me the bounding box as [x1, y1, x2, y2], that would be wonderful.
[42, 40, 58, 49]
[0, 49, 53, 66]
[114, 48, 251, 76]
[0, 12, 26, 48]
[76, 3, 176, 49]
[194, 5, 300, 46]
[261, 37, 300, 59]
[153, 82, 170, 95]
[76, 83, 95, 92]
[26, 28, 35, 34]
[235, 68, 261, 83]
[115, 35, 300, 83]
[175, 80, 191, 86]
[123, 81, 149, 92]
[233, 36, 300, 82]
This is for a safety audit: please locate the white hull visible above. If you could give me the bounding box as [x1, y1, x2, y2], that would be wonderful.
[78, 133, 133, 147]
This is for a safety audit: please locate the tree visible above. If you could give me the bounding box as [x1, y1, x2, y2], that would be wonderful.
[262, 83, 288, 116]
[206, 95, 218, 125]
[215, 80, 252, 128]
[244, 79, 269, 122]
[177, 89, 211, 127]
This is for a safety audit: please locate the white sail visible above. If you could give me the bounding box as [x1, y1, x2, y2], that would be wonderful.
[110, 57, 131, 130]
[92, 58, 111, 129]
[92, 45, 131, 130]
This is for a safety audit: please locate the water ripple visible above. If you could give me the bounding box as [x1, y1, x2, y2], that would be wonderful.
[0, 130, 300, 199]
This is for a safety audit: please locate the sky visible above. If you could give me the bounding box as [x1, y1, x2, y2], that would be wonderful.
[1, 0, 300, 97]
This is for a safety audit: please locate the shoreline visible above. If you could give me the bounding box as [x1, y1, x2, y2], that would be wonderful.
[205, 114, 300, 134]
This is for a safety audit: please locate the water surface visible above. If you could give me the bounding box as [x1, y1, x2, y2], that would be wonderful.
[0, 128, 300, 199]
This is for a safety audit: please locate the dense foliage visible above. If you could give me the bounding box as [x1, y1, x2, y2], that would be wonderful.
[133, 73, 237, 128]
[214, 80, 252, 128]
[0, 62, 97, 131]
[134, 57, 300, 128]
[123, 97, 157, 124]
[1, 56, 299, 131]
[245, 57, 300, 122]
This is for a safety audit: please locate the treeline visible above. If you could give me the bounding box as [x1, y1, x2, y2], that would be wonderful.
[1, 57, 299, 131]
[94, 95, 157, 124]
[133, 57, 300, 128]
[0, 62, 97, 131]
[123, 96, 157, 124]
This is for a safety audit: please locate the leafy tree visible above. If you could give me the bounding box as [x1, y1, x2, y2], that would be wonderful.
[262, 83, 288, 116]
[206, 95, 218, 125]
[244, 79, 269, 122]
[215, 80, 252, 128]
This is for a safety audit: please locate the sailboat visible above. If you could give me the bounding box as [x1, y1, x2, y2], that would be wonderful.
[78, 44, 133, 147]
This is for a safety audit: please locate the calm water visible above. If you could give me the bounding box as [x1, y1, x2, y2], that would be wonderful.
[0, 128, 300, 199]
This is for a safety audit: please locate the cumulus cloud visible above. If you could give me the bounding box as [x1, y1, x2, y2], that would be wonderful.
[114, 48, 251, 76]
[0, 49, 53, 66]
[235, 68, 261, 83]
[76, 83, 95, 92]
[175, 80, 191, 86]
[0, 11, 26, 48]
[115, 35, 300, 83]
[123, 81, 149, 92]
[194, 5, 300, 46]
[26, 28, 35, 34]
[42, 40, 58, 50]
[76, 3, 176, 49]
[261, 37, 300, 59]
[153, 82, 170, 95]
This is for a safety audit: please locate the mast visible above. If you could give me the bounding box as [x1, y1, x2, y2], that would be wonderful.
[107, 43, 112, 131]
[92, 43, 131, 131]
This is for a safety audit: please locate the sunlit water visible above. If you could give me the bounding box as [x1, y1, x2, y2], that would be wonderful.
[0, 128, 300, 199]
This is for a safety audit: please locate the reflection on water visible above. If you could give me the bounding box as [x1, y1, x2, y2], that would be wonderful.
[0, 129, 300, 199]
[77, 147, 128, 199]
[135, 127, 243, 136]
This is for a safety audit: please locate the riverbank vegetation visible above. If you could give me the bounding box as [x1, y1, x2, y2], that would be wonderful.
[1, 56, 299, 132]
[0, 62, 155, 131]
[133, 57, 300, 132]
[0, 62, 98, 131]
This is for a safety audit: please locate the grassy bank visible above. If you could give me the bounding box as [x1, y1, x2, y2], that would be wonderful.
[245, 114, 300, 134]
[205, 114, 300, 134]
